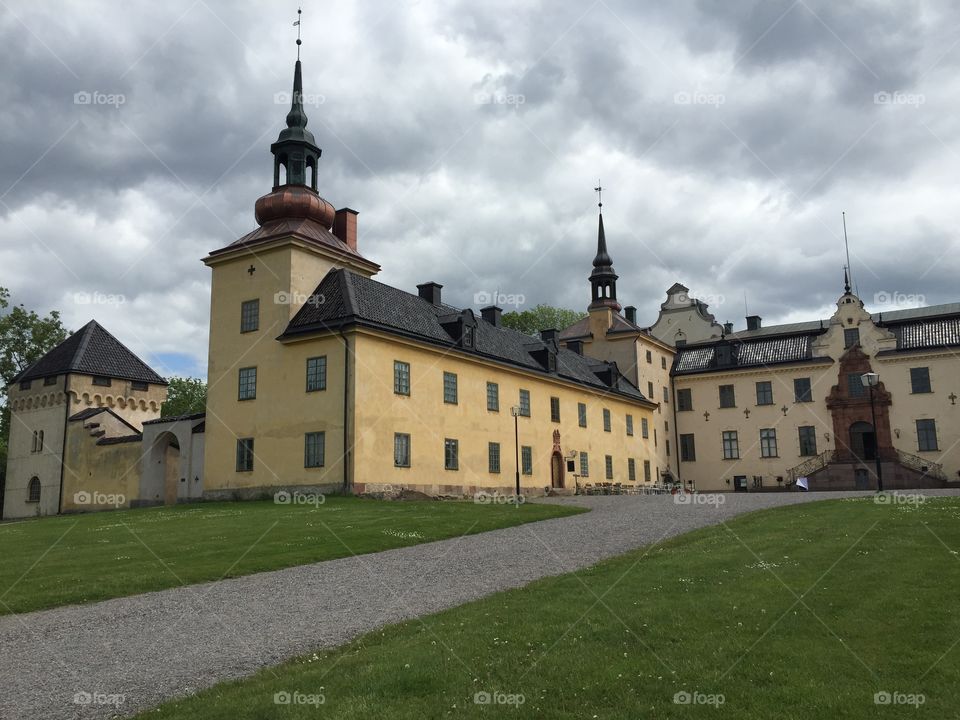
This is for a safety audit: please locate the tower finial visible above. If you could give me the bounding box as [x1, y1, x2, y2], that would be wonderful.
[594, 181, 603, 210]
[842, 211, 853, 294]
[294, 7, 302, 60]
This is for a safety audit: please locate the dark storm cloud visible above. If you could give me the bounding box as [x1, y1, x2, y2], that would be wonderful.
[1, 0, 959, 377]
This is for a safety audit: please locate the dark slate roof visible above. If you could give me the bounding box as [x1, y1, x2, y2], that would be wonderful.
[143, 412, 207, 425]
[874, 304, 960, 352]
[674, 334, 830, 375]
[14, 321, 167, 385]
[280, 269, 652, 403]
[559, 312, 645, 341]
[725, 320, 826, 341]
[96, 434, 143, 446]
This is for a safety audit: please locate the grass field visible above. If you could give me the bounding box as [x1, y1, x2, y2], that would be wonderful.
[141, 496, 960, 719]
[0, 497, 583, 615]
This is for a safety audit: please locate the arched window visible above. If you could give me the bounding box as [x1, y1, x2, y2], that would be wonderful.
[28, 477, 41, 503]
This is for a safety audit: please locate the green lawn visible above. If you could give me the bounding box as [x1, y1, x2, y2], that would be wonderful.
[0, 497, 583, 615]
[142, 496, 960, 719]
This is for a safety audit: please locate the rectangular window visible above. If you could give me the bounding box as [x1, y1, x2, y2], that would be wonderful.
[663, 386, 669, 404]
[44, 375, 57, 386]
[487, 382, 500, 411]
[666, 440, 671, 457]
[626, 414, 634, 436]
[521, 446, 533, 475]
[641, 417, 649, 439]
[910, 367, 931, 394]
[93, 376, 112, 387]
[848, 373, 866, 398]
[550, 396, 561, 423]
[240, 299, 259, 333]
[798, 426, 817, 456]
[443, 371, 458, 404]
[680, 433, 696, 462]
[304, 432, 325, 468]
[719, 384, 735, 408]
[647, 381, 654, 398]
[628, 458, 637, 482]
[238, 367, 257, 400]
[603, 408, 611, 432]
[844, 327, 860, 348]
[394, 361, 411, 396]
[131, 380, 148, 391]
[394, 433, 411, 467]
[488, 442, 501, 473]
[722, 430, 739, 460]
[677, 388, 693, 411]
[794, 377, 812, 403]
[646, 350, 652, 364]
[306, 356, 327, 392]
[444, 438, 459, 470]
[661, 356, 667, 370]
[760, 428, 778, 458]
[605, 455, 614, 480]
[519, 389, 531, 417]
[236, 438, 254, 472]
[579, 451, 589, 477]
[755, 381, 773, 406]
[578, 402, 587, 428]
[917, 419, 938, 451]
[643, 460, 651, 483]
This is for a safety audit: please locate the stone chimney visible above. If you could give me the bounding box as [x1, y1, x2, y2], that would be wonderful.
[540, 328, 559, 343]
[333, 208, 358, 252]
[417, 282, 443, 306]
[746, 315, 762, 331]
[480, 306, 502, 327]
[723, 321, 734, 335]
[624, 306, 637, 325]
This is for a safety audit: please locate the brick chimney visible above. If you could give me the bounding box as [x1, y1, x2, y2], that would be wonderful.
[417, 282, 443, 306]
[333, 208, 358, 252]
[480, 306, 502, 327]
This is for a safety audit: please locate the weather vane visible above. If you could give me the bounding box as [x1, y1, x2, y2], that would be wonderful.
[594, 181, 603, 209]
[293, 7, 302, 59]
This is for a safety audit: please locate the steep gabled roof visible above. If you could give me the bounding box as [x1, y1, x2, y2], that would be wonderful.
[673, 334, 831, 376]
[280, 269, 652, 404]
[13, 321, 167, 385]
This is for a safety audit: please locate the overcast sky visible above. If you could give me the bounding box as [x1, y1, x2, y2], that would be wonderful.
[1, 0, 958, 379]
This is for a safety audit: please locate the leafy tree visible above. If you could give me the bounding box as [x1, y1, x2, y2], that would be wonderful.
[500, 304, 586, 337]
[161, 376, 207, 418]
[0, 287, 70, 472]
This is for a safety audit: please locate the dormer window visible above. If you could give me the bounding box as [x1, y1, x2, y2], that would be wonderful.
[463, 325, 475, 349]
[714, 341, 736, 368]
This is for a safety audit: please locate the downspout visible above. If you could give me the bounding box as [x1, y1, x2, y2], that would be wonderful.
[341, 330, 352, 494]
[57, 375, 71, 514]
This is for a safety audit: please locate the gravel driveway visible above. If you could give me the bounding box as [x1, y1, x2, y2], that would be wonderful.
[1, 491, 949, 719]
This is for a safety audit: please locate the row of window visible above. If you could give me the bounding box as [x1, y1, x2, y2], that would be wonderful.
[238, 357, 328, 400]
[18, 375, 148, 391]
[644, 349, 668, 370]
[677, 366, 937, 412]
[644, 382, 670, 405]
[678, 418, 941, 462]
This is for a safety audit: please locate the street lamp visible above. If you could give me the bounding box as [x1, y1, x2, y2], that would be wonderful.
[860, 372, 883, 492]
[510, 405, 522, 499]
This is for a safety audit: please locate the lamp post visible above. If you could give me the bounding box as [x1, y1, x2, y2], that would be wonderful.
[861, 372, 883, 492]
[510, 405, 522, 500]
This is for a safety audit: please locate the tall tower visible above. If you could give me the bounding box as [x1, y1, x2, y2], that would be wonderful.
[202, 25, 378, 492]
[589, 210, 620, 311]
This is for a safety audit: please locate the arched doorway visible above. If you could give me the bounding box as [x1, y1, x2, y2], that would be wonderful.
[849, 421, 876, 462]
[550, 452, 565, 489]
[152, 432, 181, 505]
